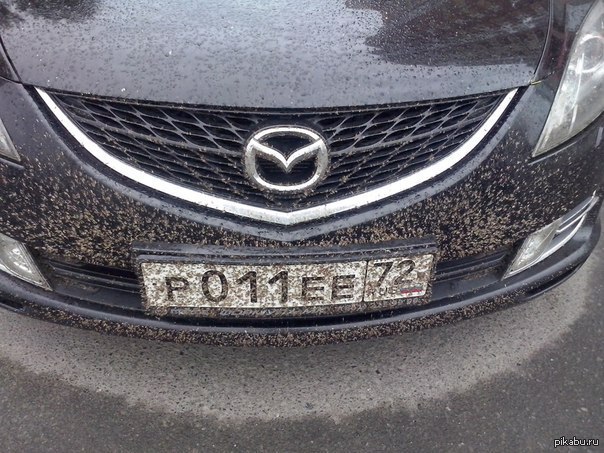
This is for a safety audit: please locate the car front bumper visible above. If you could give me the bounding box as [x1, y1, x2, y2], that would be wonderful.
[0, 206, 599, 347]
[1, 76, 604, 345]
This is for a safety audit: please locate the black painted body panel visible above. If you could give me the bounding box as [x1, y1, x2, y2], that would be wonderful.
[1, 0, 548, 107]
[0, 78, 602, 268]
[0, 0, 604, 344]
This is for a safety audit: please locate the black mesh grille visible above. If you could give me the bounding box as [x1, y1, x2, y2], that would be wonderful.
[49, 91, 508, 211]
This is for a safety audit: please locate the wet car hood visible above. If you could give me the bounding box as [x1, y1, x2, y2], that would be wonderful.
[0, 0, 549, 108]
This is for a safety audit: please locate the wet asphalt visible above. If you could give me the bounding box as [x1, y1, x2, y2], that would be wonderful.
[0, 231, 603, 452]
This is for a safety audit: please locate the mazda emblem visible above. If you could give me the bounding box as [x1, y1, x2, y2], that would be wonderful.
[244, 126, 329, 193]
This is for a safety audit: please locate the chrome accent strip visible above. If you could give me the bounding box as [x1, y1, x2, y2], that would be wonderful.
[539, 194, 599, 262]
[37, 88, 518, 225]
[503, 193, 599, 279]
[555, 193, 599, 234]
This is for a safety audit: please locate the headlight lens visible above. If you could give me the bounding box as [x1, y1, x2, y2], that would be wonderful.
[0, 118, 20, 162]
[534, 0, 604, 157]
[0, 232, 50, 289]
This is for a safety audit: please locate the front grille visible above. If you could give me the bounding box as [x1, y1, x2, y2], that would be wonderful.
[49, 90, 508, 211]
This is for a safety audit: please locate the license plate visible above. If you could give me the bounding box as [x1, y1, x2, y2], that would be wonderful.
[139, 254, 434, 310]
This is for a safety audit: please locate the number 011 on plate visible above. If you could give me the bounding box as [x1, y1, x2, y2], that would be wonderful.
[139, 254, 435, 310]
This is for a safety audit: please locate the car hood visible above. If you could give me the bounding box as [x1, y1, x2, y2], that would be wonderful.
[0, 0, 549, 108]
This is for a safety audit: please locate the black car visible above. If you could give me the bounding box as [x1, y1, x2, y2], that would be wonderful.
[0, 0, 603, 346]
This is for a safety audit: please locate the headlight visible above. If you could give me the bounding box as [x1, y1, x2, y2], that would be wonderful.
[534, 0, 604, 157]
[0, 118, 20, 162]
[0, 232, 50, 289]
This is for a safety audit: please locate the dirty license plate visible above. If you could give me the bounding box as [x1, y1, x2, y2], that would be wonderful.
[139, 254, 434, 310]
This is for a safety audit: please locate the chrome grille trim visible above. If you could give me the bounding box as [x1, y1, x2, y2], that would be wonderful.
[37, 88, 518, 225]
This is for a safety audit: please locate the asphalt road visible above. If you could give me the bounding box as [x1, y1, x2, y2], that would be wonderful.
[0, 234, 603, 451]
